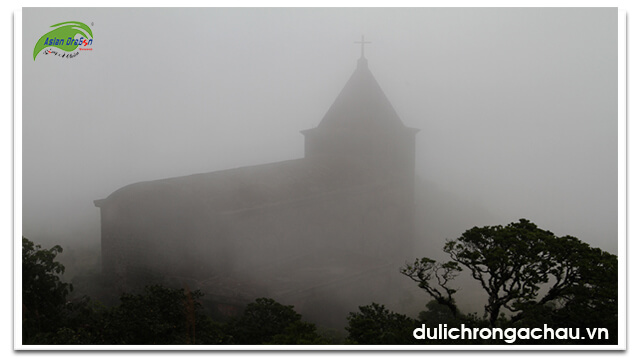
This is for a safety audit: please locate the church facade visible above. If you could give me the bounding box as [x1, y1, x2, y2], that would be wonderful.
[94, 53, 419, 325]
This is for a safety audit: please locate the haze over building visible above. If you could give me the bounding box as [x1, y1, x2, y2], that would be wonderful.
[94, 45, 419, 325]
[21, 8, 619, 323]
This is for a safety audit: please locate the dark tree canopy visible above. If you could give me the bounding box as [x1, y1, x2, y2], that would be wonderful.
[227, 297, 325, 345]
[402, 219, 618, 334]
[22, 237, 73, 343]
[445, 219, 560, 326]
[102, 285, 213, 345]
[346, 303, 418, 345]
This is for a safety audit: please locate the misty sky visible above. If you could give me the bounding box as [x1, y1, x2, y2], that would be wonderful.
[21, 7, 618, 255]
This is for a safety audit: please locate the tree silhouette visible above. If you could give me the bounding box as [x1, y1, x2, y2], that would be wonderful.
[402, 219, 617, 336]
[227, 298, 325, 344]
[22, 237, 73, 343]
[346, 303, 418, 344]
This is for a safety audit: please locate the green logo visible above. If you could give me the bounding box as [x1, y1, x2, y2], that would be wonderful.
[33, 21, 93, 60]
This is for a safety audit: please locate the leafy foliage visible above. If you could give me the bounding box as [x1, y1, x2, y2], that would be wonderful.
[102, 285, 222, 345]
[444, 219, 560, 326]
[227, 297, 326, 344]
[401, 219, 618, 342]
[22, 237, 73, 343]
[29, 296, 108, 345]
[418, 300, 459, 327]
[346, 303, 418, 344]
[23, 218, 617, 346]
[513, 236, 618, 344]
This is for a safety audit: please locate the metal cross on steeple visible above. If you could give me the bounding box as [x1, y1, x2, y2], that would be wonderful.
[354, 35, 371, 59]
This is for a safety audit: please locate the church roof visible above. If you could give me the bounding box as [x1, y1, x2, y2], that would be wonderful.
[96, 52, 413, 211]
[315, 56, 407, 133]
[95, 157, 375, 212]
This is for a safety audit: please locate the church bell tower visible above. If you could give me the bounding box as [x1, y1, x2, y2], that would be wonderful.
[300, 37, 419, 259]
[301, 36, 419, 185]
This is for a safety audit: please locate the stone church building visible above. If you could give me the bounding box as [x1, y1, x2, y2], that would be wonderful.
[94, 51, 419, 326]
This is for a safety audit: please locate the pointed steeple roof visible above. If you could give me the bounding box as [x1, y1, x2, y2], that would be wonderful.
[316, 56, 407, 132]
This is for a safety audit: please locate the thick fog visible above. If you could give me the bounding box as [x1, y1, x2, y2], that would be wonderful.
[21, 8, 618, 318]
